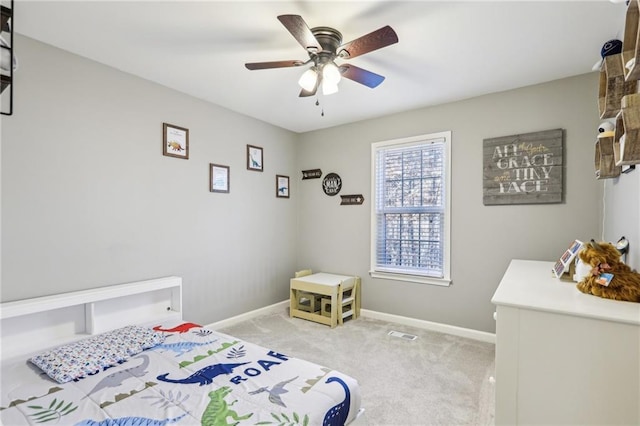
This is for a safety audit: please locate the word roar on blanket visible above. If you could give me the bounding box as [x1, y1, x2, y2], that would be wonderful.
[157, 351, 291, 386]
[230, 351, 290, 385]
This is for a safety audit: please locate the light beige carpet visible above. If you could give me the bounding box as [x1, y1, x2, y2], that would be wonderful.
[219, 310, 495, 426]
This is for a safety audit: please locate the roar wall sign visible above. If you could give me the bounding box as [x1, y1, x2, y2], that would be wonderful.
[483, 128, 563, 205]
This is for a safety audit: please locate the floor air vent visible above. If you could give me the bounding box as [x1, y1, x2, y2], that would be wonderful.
[388, 330, 417, 340]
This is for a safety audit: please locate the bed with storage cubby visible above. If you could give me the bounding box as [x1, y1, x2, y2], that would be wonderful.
[0, 276, 363, 425]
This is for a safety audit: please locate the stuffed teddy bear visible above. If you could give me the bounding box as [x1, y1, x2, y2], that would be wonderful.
[576, 240, 640, 303]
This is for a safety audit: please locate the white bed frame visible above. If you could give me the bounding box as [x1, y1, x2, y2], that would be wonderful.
[0, 276, 369, 425]
[0, 276, 182, 361]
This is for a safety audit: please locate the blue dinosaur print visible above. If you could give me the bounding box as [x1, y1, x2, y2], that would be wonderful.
[74, 412, 187, 426]
[157, 362, 249, 386]
[322, 377, 351, 426]
[150, 339, 219, 357]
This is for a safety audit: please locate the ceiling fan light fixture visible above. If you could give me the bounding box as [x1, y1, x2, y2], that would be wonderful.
[298, 68, 318, 92]
[245, 15, 399, 99]
[322, 61, 341, 86]
[322, 80, 339, 96]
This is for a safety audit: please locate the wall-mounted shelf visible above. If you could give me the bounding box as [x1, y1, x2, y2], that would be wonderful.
[594, 1, 640, 179]
[0, 73, 9, 92]
[614, 110, 626, 166]
[623, 0, 640, 81]
[614, 94, 640, 166]
[595, 135, 621, 179]
[598, 54, 637, 119]
[0, 0, 14, 115]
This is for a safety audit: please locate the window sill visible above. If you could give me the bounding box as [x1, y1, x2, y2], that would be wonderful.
[369, 271, 451, 287]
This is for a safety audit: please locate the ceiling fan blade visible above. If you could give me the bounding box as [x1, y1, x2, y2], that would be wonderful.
[245, 60, 303, 70]
[277, 15, 321, 52]
[338, 25, 398, 59]
[340, 64, 385, 88]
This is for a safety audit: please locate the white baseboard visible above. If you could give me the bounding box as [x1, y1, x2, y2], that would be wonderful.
[361, 309, 496, 344]
[205, 300, 289, 330]
[205, 300, 496, 344]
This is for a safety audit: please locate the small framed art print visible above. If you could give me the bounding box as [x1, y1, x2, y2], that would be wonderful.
[163, 123, 189, 159]
[247, 144, 263, 171]
[210, 164, 230, 193]
[276, 175, 290, 198]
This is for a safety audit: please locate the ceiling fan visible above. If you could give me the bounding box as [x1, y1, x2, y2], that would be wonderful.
[245, 15, 398, 97]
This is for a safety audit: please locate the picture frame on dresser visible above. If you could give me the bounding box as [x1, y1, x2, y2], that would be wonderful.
[552, 239, 583, 279]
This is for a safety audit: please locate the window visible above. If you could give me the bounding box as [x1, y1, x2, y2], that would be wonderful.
[370, 131, 451, 286]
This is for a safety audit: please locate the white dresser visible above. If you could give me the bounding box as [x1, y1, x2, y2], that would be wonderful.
[492, 259, 640, 425]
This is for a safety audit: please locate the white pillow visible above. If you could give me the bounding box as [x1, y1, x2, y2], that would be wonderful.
[29, 325, 165, 383]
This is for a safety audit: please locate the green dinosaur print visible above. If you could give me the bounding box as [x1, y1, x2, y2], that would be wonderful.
[201, 386, 252, 426]
[179, 341, 240, 368]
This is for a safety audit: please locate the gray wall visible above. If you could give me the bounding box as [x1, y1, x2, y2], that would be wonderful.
[296, 73, 604, 333]
[603, 169, 640, 270]
[1, 36, 298, 325]
[4, 36, 630, 335]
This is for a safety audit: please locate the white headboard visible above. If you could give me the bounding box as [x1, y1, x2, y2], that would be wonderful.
[0, 276, 182, 360]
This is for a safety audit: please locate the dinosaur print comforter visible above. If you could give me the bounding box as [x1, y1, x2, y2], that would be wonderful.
[0, 321, 362, 425]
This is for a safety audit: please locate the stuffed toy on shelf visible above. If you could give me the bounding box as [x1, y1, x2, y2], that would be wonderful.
[576, 239, 640, 303]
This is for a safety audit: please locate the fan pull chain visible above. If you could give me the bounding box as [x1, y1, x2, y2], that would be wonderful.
[315, 97, 324, 117]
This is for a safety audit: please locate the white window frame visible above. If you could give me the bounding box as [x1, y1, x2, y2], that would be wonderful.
[370, 131, 452, 286]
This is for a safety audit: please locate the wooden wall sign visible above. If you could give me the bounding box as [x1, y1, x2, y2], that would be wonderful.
[322, 172, 342, 196]
[340, 194, 365, 205]
[302, 169, 322, 179]
[483, 128, 564, 205]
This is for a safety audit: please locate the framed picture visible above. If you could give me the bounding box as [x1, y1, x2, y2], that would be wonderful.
[552, 239, 584, 279]
[210, 163, 230, 193]
[276, 175, 290, 198]
[163, 123, 189, 159]
[483, 128, 563, 205]
[247, 144, 263, 171]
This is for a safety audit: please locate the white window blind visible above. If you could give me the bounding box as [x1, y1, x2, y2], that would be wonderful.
[371, 131, 451, 285]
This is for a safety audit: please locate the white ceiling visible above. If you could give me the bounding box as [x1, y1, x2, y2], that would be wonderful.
[15, 1, 627, 133]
